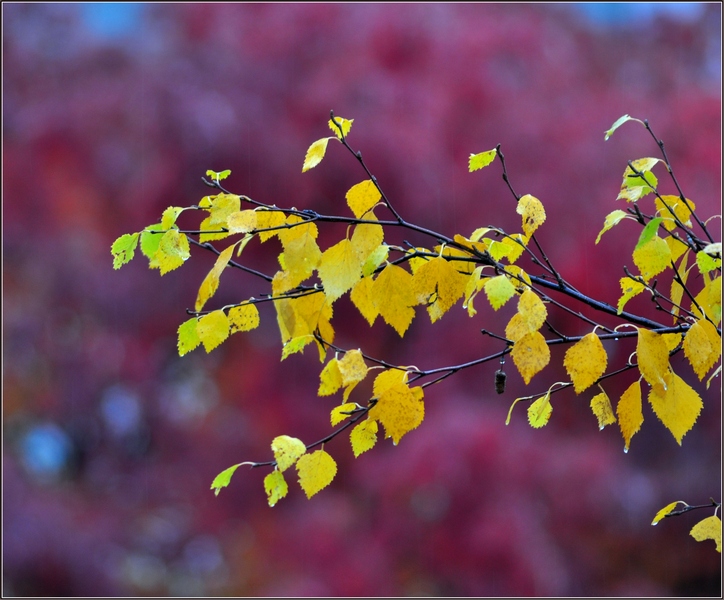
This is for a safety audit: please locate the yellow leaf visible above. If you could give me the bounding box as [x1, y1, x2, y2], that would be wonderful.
[318, 358, 342, 396]
[154, 230, 191, 275]
[197, 310, 230, 353]
[648, 371, 703, 445]
[511, 331, 550, 384]
[670, 252, 689, 322]
[228, 304, 260, 333]
[617, 276, 646, 314]
[302, 137, 331, 172]
[369, 382, 424, 445]
[412, 257, 468, 323]
[330, 402, 357, 426]
[195, 243, 236, 312]
[350, 419, 378, 457]
[666, 235, 689, 264]
[655, 195, 695, 231]
[633, 236, 671, 282]
[374, 264, 416, 336]
[707, 276, 722, 325]
[468, 149, 497, 172]
[662, 333, 682, 353]
[276, 291, 333, 343]
[636, 328, 670, 387]
[198, 194, 240, 242]
[527, 393, 552, 428]
[350, 276, 379, 325]
[373, 369, 408, 397]
[505, 313, 529, 343]
[463, 267, 484, 317]
[351, 220, 384, 264]
[318, 238, 363, 303]
[590, 390, 616, 430]
[346, 180, 381, 218]
[617, 380, 643, 452]
[328, 116, 353, 139]
[271, 435, 306, 472]
[296, 450, 337, 499]
[264, 470, 288, 507]
[500, 234, 527, 264]
[505, 265, 532, 291]
[516, 194, 546, 237]
[484, 275, 517, 311]
[281, 227, 321, 287]
[596, 210, 630, 244]
[684, 319, 721, 380]
[281, 335, 314, 360]
[362, 244, 389, 278]
[651, 501, 681, 525]
[227, 209, 258, 234]
[338, 349, 369, 400]
[255, 209, 287, 242]
[177, 317, 201, 357]
[690, 516, 722, 553]
[563, 333, 608, 393]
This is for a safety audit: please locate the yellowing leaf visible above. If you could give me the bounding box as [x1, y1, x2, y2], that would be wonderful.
[656, 195, 695, 231]
[177, 317, 201, 357]
[255, 209, 287, 242]
[227, 209, 258, 234]
[697, 250, 721, 274]
[618, 276, 646, 314]
[694, 275, 721, 325]
[328, 116, 353, 139]
[338, 349, 369, 400]
[604, 114, 635, 140]
[651, 501, 681, 525]
[618, 164, 658, 202]
[318, 238, 363, 303]
[350, 276, 379, 325]
[111, 233, 139, 269]
[154, 230, 191, 275]
[690, 516, 722, 553]
[351, 221, 384, 265]
[140, 224, 164, 260]
[511, 331, 550, 384]
[563, 333, 608, 393]
[281, 334, 314, 360]
[264, 470, 288, 507]
[484, 275, 517, 311]
[505, 313, 528, 343]
[468, 149, 497, 172]
[205, 168, 231, 182]
[516, 194, 546, 237]
[330, 402, 357, 426]
[527, 393, 552, 428]
[161, 206, 184, 229]
[412, 256, 468, 323]
[369, 382, 424, 445]
[662, 332, 682, 353]
[362, 244, 389, 278]
[590, 390, 616, 430]
[617, 380, 643, 452]
[195, 243, 235, 312]
[318, 358, 343, 396]
[648, 370, 703, 445]
[211, 463, 243, 496]
[271, 435, 306, 472]
[684, 319, 721, 380]
[281, 227, 322, 287]
[197, 310, 230, 353]
[462, 267, 484, 317]
[666, 235, 689, 263]
[302, 137, 331, 172]
[374, 264, 416, 337]
[296, 450, 337, 499]
[373, 369, 408, 397]
[518, 288, 548, 332]
[670, 252, 689, 322]
[199, 194, 240, 242]
[595, 210, 630, 244]
[633, 236, 671, 282]
[228, 303, 260, 333]
[346, 180, 382, 218]
[636, 328, 670, 387]
[350, 419, 378, 457]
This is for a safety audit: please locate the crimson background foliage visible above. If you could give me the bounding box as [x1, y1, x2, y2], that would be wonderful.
[3, 4, 721, 596]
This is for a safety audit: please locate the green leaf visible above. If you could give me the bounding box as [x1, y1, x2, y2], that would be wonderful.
[140, 223, 164, 260]
[697, 250, 721, 274]
[211, 463, 243, 496]
[468, 149, 497, 172]
[595, 210, 629, 244]
[281, 335, 314, 360]
[111, 233, 139, 269]
[635, 218, 664, 250]
[264, 470, 288, 507]
[604, 114, 643, 140]
[206, 169, 231, 181]
[154, 229, 191, 275]
[177, 317, 201, 356]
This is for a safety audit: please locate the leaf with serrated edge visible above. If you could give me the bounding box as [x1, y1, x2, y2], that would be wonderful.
[328, 117, 353, 139]
[318, 358, 342, 396]
[178, 318, 201, 356]
[651, 501, 681, 525]
[346, 180, 381, 218]
[155, 230, 191, 275]
[528, 393, 552, 428]
[636, 328, 670, 387]
[564, 333, 608, 393]
[618, 276, 646, 314]
[634, 234, 671, 281]
[264, 470, 288, 507]
[197, 310, 230, 353]
[330, 403, 357, 426]
[648, 371, 702, 445]
[271, 435, 306, 472]
[302, 137, 331, 172]
[590, 391, 616, 430]
[369, 382, 424, 444]
[374, 264, 416, 336]
[690, 516, 722, 552]
[516, 194, 546, 237]
[412, 256, 468, 323]
[350, 419, 378, 457]
[296, 450, 337, 499]
[484, 275, 517, 311]
[468, 149, 497, 172]
[228, 304, 260, 333]
[351, 276, 379, 325]
[596, 210, 629, 244]
[512, 331, 550, 384]
[111, 233, 139, 269]
[684, 319, 721, 380]
[211, 463, 243, 496]
[617, 380, 643, 452]
[196, 243, 236, 312]
[318, 238, 363, 303]
[338, 350, 368, 400]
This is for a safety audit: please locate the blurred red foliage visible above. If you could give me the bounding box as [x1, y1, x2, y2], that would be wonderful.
[3, 4, 720, 595]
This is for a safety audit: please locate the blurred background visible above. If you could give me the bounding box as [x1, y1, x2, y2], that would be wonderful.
[3, 3, 721, 596]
